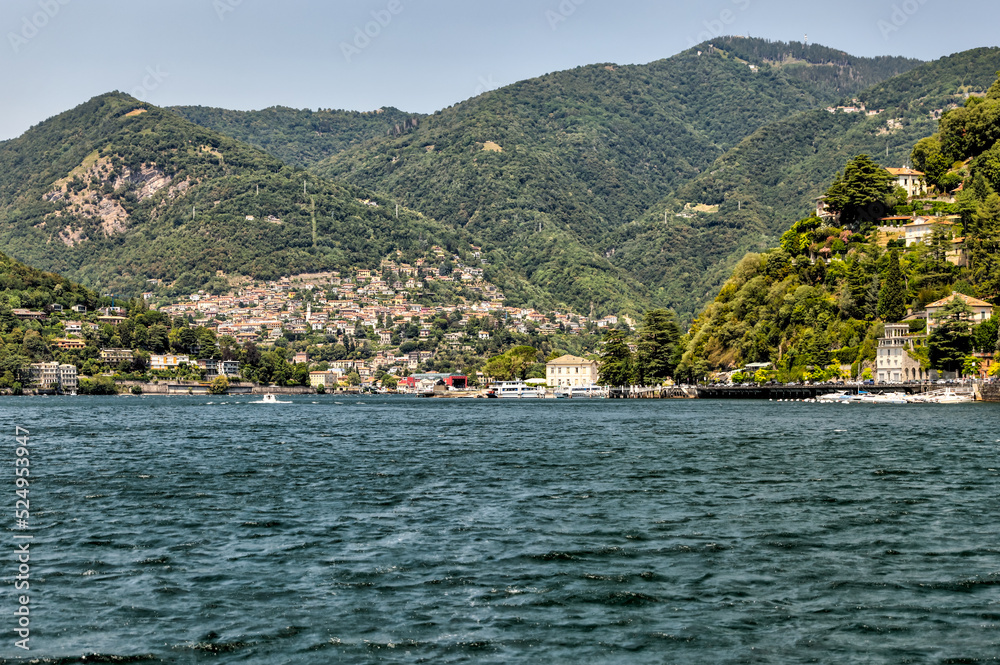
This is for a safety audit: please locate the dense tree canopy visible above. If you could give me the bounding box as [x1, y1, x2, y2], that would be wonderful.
[824, 154, 896, 231]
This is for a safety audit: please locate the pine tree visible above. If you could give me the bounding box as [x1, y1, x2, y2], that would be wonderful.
[864, 275, 881, 321]
[877, 250, 906, 322]
[847, 260, 868, 318]
[635, 309, 682, 384]
[598, 329, 633, 386]
[929, 298, 975, 373]
[824, 154, 895, 231]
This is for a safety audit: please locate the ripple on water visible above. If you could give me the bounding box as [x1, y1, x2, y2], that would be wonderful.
[5, 397, 1000, 663]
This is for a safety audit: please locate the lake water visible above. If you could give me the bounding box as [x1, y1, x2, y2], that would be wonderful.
[2, 395, 999, 663]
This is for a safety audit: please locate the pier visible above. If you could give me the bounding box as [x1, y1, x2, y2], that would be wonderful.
[607, 383, 951, 400]
[608, 386, 698, 399]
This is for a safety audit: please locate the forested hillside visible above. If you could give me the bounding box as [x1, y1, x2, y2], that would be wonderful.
[610, 47, 1000, 320]
[308, 38, 919, 317]
[171, 105, 418, 168]
[2, 39, 976, 322]
[677, 72, 1000, 380]
[0, 93, 472, 296]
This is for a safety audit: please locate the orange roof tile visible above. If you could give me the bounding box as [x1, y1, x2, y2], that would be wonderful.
[926, 292, 992, 309]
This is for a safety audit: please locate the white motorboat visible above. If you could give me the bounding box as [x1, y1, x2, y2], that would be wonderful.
[817, 390, 851, 402]
[855, 391, 908, 404]
[907, 388, 974, 404]
[935, 389, 974, 404]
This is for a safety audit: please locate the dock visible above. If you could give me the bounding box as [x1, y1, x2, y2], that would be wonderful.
[607, 383, 952, 400]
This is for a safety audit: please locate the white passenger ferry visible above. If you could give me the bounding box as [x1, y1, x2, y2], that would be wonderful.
[492, 381, 543, 398]
[556, 384, 608, 398]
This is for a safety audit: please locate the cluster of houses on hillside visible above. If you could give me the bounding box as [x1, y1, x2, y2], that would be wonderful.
[18, 248, 628, 391]
[156, 264, 622, 348]
[143, 261, 626, 388]
[825, 99, 885, 116]
[814, 166, 971, 265]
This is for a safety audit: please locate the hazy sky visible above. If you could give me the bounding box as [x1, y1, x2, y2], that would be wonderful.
[1, 0, 997, 140]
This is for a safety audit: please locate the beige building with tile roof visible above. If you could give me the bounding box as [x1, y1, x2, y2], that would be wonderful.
[886, 167, 925, 198]
[925, 293, 993, 333]
[546, 354, 599, 387]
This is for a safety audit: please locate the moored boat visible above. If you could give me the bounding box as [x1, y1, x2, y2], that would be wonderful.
[907, 387, 974, 404]
[556, 384, 608, 398]
[492, 381, 543, 398]
[854, 391, 907, 404]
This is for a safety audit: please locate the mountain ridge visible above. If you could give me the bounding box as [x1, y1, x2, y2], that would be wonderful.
[5, 38, 989, 321]
[0, 92, 473, 298]
[610, 46, 1000, 319]
[303, 37, 921, 316]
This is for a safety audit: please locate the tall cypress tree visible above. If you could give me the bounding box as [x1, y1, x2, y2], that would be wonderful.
[877, 250, 906, 322]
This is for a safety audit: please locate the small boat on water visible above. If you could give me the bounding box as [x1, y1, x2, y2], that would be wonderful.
[261, 394, 280, 404]
[817, 390, 851, 402]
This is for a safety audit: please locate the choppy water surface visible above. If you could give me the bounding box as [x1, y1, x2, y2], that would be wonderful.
[2, 396, 999, 663]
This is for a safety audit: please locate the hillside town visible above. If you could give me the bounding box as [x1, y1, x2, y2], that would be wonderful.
[15, 246, 626, 394]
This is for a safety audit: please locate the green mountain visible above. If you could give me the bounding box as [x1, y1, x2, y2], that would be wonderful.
[0, 93, 470, 296]
[4, 39, 971, 320]
[610, 47, 1000, 319]
[170, 105, 419, 168]
[304, 38, 920, 317]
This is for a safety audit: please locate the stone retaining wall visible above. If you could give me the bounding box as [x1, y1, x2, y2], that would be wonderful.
[979, 383, 1000, 402]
